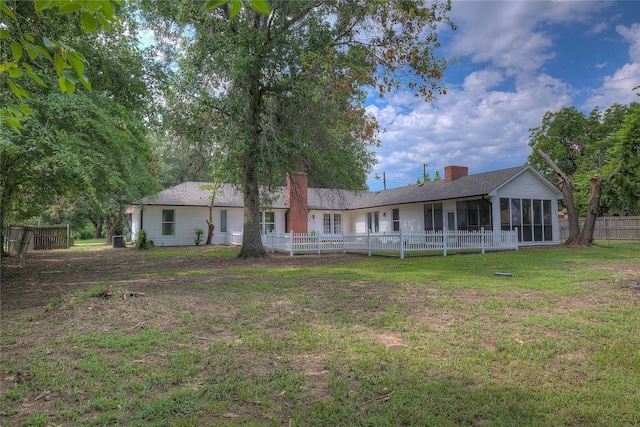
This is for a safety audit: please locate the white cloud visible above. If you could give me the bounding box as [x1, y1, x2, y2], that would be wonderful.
[584, 23, 640, 110]
[366, 1, 637, 190]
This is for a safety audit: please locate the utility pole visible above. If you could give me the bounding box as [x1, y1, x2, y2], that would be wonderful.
[423, 163, 427, 182]
[383, 171, 387, 190]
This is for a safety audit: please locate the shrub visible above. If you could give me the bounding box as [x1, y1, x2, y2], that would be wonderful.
[135, 229, 154, 250]
[194, 227, 204, 245]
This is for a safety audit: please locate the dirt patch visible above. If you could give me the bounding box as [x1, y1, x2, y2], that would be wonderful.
[0, 245, 366, 310]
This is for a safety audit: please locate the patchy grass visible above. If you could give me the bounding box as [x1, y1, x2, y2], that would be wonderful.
[1, 242, 639, 426]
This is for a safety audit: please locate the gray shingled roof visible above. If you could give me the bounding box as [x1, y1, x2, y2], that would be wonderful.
[348, 165, 531, 209]
[134, 182, 287, 208]
[132, 165, 548, 210]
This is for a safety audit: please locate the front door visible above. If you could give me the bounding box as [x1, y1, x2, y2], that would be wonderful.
[446, 211, 456, 231]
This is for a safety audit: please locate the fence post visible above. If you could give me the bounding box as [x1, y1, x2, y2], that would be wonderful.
[342, 231, 346, 254]
[515, 227, 519, 250]
[367, 228, 372, 257]
[481, 227, 485, 254]
[443, 228, 448, 256]
[318, 232, 321, 255]
[290, 230, 294, 256]
[400, 229, 404, 259]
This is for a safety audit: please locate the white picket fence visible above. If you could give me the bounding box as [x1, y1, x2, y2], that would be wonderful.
[253, 228, 518, 258]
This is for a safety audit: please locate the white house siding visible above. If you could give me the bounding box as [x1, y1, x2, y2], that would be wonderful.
[131, 206, 254, 246]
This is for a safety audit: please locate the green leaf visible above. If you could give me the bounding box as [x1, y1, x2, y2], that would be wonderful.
[8, 104, 23, 117]
[203, 0, 228, 10]
[81, 11, 98, 32]
[100, 0, 115, 19]
[7, 79, 28, 99]
[0, 62, 17, 73]
[6, 118, 23, 131]
[8, 67, 23, 78]
[250, 0, 270, 15]
[96, 12, 111, 31]
[78, 73, 91, 91]
[65, 78, 76, 95]
[0, 29, 9, 39]
[58, 76, 68, 93]
[62, 70, 80, 84]
[11, 41, 23, 61]
[18, 103, 34, 116]
[24, 64, 47, 87]
[1, 2, 17, 21]
[24, 43, 38, 60]
[58, 2, 82, 14]
[229, 0, 241, 16]
[86, 1, 102, 13]
[34, 0, 54, 11]
[67, 52, 85, 75]
[25, 34, 35, 42]
[43, 37, 57, 48]
[54, 54, 65, 76]
[35, 45, 53, 60]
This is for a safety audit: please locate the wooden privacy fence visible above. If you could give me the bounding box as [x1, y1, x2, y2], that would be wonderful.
[6, 226, 35, 258]
[7, 225, 70, 256]
[558, 216, 640, 241]
[263, 228, 519, 258]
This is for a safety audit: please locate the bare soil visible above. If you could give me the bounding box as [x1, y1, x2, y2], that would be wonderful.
[0, 245, 365, 310]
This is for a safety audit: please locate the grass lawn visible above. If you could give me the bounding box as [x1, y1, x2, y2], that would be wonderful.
[1, 242, 639, 426]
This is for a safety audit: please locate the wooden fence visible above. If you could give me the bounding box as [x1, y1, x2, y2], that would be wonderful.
[261, 228, 519, 258]
[558, 216, 640, 241]
[6, 226, 35, 258]
[6, 225, 70, 256]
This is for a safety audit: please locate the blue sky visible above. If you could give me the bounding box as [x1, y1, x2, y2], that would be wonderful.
[365, 0, 640, 190]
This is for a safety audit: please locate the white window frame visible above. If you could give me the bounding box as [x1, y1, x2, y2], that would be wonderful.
[161, 209, 175, 236]
[261, 211, 275, 235]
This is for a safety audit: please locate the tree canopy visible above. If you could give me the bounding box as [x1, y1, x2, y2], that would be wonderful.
[528, 101, 640, 245]
[1, 0, 160, 252]
[140, 0, 455, 257]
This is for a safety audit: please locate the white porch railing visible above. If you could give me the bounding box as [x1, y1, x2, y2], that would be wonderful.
[252, 228, 519, 258]
[228, 230, 243, 246]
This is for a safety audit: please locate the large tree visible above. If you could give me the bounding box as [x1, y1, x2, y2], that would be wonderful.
[140, 0, 455, 258]
[1, 1, 161, 252]
[528, 102, 638, 245]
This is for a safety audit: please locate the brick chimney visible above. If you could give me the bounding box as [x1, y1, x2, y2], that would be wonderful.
[285, 172, 308, 233]
[444, 166, 468, 182]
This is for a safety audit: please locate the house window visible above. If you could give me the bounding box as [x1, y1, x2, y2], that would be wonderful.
[392, 208, 400, 232]
[162, 209, 175, 236]
[323, 213, 343, 234]
[367, 211, 379, 233]
[333, 213, 342, 234]
[261, 211, 275, 234]
[500, 198, 553, 242]
[456, 199, 492, 231]
[220, 210, 227, 233]
[424, 203, 443, 231]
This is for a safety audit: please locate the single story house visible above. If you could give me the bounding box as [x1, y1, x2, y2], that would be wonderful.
[127, 165, 564, 247]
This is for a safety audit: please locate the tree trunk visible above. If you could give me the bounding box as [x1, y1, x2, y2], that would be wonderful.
[574, 174, 602, 245]
[537, 149, 580, 243]
[238, 150, 268, 258]
[0, 196, 6, 256]
[104, 216, 122, 244]
[93, 218, 104, 239]
[574, 168, 617, 246]
[237, 52, 267, 259]
[206, 218, 214, 245]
